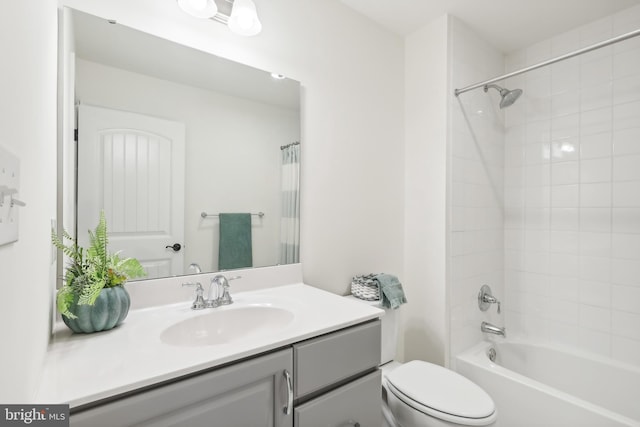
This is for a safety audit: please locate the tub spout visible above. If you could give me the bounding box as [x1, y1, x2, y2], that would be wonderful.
[481, 321, 506, 338]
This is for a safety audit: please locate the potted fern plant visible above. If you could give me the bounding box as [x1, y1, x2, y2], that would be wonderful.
[52, 211, 146, 333]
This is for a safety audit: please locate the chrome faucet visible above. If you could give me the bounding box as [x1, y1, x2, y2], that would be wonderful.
[210, 274, 236, 306]
[182, 282, 206, 310]
[183, 274, 240, 310]
[481, 321, 506, 338]
[188, 263, 202, 274]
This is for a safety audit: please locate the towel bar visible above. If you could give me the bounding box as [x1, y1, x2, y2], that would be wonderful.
[201, 212, 265, 219]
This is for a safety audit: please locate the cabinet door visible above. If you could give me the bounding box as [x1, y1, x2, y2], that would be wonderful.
[294, 370, 381, 427]
[71, 349, 293, 427]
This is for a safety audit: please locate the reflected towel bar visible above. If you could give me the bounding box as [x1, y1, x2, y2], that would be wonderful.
[201, 212, 265, 218]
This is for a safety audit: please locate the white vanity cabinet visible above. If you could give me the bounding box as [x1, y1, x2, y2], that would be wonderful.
[71, 348, 293, 427]
[70, 320, 381, 427]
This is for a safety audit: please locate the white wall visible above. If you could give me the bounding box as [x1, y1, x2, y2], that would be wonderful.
[448, 18, 506, 365]
[59, 0, 405, 298]
[503, 4, 640, 365]
[75, 59, 300, 272]
[403, 15, 449, 365]
[0, 1, 58, 402]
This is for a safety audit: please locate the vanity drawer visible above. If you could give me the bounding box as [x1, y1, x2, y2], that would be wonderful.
[294, 369, 381, 427]
[293, 320, 380, 399]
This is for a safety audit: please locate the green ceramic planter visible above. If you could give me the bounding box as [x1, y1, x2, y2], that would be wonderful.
[62, 286, 131, 333]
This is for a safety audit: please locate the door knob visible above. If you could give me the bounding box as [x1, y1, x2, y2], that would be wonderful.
[165, 243, 182, 252]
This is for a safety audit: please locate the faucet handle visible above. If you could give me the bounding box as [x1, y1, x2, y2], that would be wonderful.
[218, 275, 240, 306]
[478, 284, 501, 313]
[182, 282, 206, 310]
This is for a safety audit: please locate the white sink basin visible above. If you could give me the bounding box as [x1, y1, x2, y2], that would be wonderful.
[160, 305, 295, 347]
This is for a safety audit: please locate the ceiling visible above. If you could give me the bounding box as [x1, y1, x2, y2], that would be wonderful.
[339, 0, 640, 53]
[71, 9, 300, 110]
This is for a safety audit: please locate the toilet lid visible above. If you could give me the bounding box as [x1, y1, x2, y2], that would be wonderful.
[386, 360, 495, 422]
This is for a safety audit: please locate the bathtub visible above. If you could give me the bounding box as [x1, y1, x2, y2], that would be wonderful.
[456, 341, 640, 427]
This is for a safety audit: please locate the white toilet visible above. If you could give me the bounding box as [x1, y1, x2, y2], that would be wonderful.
[346, 296, 497, 427]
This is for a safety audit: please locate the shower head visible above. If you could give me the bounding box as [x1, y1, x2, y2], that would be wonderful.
[483, 84, 523, 109]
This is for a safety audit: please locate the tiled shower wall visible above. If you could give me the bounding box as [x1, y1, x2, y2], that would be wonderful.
[449, 17, 506, 363]
[502, 5, 640, 365]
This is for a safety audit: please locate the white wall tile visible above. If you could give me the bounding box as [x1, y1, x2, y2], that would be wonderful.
[580, 158, 611, 183]
[614, 100, 640, 130]
[613, 48, 640, 80]
[550, 230, 579, 253]
[580, 82, 613, 112]
[612, 310, 640, 340]
[613, 181, 640, 207]
[550, 276, 579, 301]
[612, 285, 640, 314]
[613, 128, 640, 156]
[581, 56, 613, 88]
[613, 74, 640, 105]
[545, 298, 579, 324]
[551, 89, 580, 117]
[579, 328, 611, 357]
[581, 107, 612, 136]
[579, 304, 611, 332]
[551, 59, 580, 94]
[551, 184, 579, 207]
[580, 280, 611, 308]
[579, 256, 611, 282]
[549, 253, 579, 277]
[581, 132, 612, 159]
[551, 139, 579, 162]
[580, 207, 612, 232]
[580, 231, 611, 257]
[613, 154, 640, 181]
[552, 161, 579, 185]
[611, 233, 640, 259]
[526, 120, 551, 144]
[611, 257, 640, 286]
[580, 182, 612, 207]
[499, 6, 640, 365]
[613, 207, 640, 233]
[551, 207, 579, 230]
[551, 113, 580, 140]
[612, 335, 640, 366]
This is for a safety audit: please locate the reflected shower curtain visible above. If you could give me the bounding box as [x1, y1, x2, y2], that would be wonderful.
[279, 142, 300, 264]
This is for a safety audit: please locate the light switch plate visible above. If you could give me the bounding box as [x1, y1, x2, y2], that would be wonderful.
[0, 146, 21, 246]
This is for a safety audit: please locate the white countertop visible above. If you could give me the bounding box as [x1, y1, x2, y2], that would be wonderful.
[36, 283, 383, 408]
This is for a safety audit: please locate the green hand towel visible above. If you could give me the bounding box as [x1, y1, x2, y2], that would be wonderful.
[375, 273, 407, 309]
[218, 213, 253, 270]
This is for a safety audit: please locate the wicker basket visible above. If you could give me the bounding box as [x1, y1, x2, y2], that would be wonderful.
[350, 274, 380, 301]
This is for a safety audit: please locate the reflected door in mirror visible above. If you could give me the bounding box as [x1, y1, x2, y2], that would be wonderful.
[77, 105, 186, 279]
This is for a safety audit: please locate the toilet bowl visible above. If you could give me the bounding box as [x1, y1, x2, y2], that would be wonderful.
[345, 296, 496, 427]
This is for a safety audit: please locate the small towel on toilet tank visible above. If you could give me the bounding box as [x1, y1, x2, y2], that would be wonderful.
[374, 273, 407, 309]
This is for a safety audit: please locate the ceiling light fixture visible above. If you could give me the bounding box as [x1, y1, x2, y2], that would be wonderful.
[177, 0, 262, 36]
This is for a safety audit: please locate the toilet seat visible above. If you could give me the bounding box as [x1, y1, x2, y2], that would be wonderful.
[385, 360, 496, 426]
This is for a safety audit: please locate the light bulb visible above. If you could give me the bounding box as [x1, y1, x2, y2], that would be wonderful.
[177, 0, 218, 19]
[190, 0, 208, 11]
[228, 0, 262, 36]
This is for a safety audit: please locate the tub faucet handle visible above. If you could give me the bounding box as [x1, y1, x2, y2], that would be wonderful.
[478, 284, 501, 313]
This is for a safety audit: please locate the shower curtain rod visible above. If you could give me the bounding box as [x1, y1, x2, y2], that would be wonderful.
[454, 27, 640, 97]
[280, 141, 300, 150]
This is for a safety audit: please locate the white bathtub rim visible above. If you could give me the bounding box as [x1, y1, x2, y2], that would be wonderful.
[456, 341, 640, 427]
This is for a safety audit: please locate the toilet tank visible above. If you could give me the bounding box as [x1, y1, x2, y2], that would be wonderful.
[345, 295, 398, 364]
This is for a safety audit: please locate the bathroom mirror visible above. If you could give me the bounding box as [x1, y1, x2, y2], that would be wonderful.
[60, 8, 301, 281]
